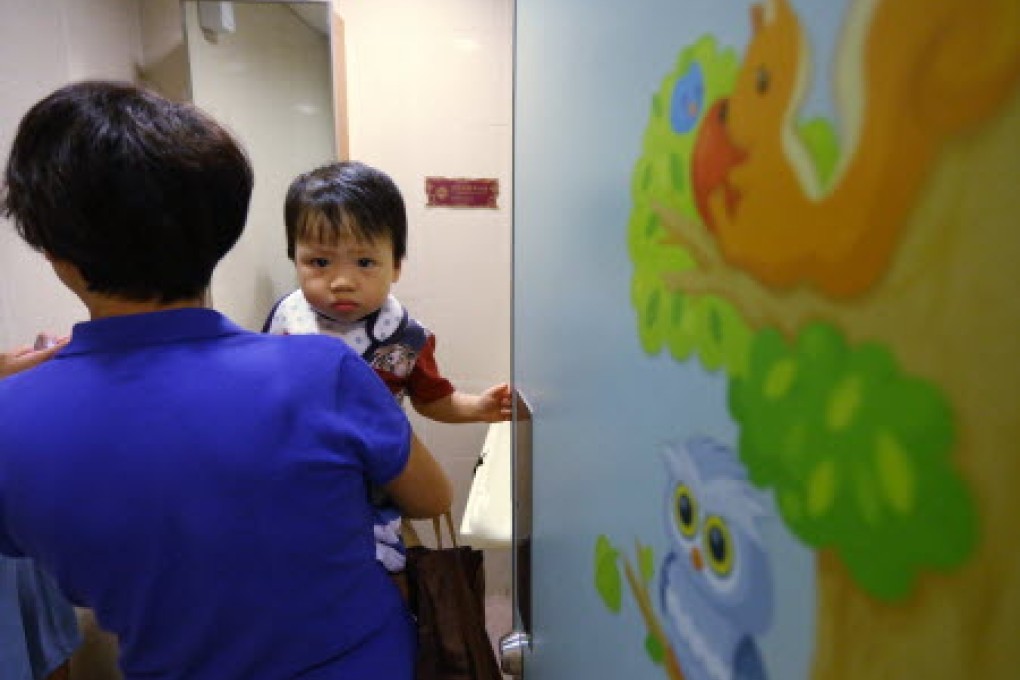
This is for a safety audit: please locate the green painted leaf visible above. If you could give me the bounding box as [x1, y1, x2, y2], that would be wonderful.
[874, 433, 916, 514]
[645, 634, 665, 666]
[594, 536, 622, 613]
[806, 459, 837, 518]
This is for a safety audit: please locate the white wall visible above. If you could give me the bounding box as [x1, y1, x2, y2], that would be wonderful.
[335, 0, 514, 594]
[0, 0, 143, 350]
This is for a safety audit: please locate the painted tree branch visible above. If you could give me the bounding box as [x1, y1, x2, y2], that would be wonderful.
[656, 202, 835, 339]
[621, 550, 686, 680]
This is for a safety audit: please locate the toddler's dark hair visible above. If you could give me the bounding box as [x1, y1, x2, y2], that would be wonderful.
[284, 161, 407, 262]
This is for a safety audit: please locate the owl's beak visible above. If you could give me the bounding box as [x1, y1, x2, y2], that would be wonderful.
[689, 546, 704, 571]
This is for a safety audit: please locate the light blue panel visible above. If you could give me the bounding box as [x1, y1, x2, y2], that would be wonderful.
[513, 1, 835, 677]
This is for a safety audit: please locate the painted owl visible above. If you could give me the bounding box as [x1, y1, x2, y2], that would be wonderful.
[659, 436, 773, 680]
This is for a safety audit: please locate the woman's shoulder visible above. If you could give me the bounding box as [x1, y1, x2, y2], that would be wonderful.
[248, 332, 387, 387]
[252, 331, 360, 365]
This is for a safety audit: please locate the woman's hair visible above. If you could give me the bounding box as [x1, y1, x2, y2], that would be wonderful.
[1, 80, 253, 303]
[284, 161, 407, 262]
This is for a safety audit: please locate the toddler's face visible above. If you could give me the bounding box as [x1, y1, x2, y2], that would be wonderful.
[294, 233, 400, 323]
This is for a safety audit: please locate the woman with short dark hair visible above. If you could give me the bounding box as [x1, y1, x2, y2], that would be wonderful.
[0, 81, 451, 680]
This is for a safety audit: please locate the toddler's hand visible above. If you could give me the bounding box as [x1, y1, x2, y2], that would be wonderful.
[0, 335, 69, 379]
[477, 382, 512, 422]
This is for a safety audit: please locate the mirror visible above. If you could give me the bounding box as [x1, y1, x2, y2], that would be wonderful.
[181, 0, 340, 329]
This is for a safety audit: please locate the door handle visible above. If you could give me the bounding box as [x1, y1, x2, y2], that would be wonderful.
[499, 631, 532, 676]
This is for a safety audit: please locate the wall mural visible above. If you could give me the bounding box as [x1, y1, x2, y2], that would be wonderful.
[594, 0, 1020, 677]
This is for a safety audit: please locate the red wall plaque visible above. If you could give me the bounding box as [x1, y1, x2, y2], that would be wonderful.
[425, 177, 499, 209]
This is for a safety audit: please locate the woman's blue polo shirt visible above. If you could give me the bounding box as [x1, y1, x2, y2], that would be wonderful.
[0, 309, 413, 678]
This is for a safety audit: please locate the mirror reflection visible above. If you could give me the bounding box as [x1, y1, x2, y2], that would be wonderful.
[183, 0, 338, 330]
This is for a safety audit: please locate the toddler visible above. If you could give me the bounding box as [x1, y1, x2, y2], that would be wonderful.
[264, 161, 511, 574]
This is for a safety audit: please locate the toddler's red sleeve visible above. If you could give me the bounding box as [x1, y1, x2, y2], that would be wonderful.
[407, 333, 455, 403]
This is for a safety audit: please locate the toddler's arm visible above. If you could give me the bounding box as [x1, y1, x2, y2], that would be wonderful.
[411, 382, 512, 424]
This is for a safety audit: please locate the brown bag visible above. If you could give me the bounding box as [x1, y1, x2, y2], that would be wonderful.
[404, 514, 503, 680]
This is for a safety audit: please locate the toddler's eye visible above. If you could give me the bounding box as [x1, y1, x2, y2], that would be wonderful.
[310, 258, 330, 268]
[357, 258, 377, 268]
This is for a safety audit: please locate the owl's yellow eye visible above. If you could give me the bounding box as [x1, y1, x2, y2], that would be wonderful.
[673, 484, 698, 538]
[703, 516, 734, 576]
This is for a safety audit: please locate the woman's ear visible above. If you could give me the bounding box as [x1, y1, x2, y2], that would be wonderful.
[46, 255, 86, 294]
